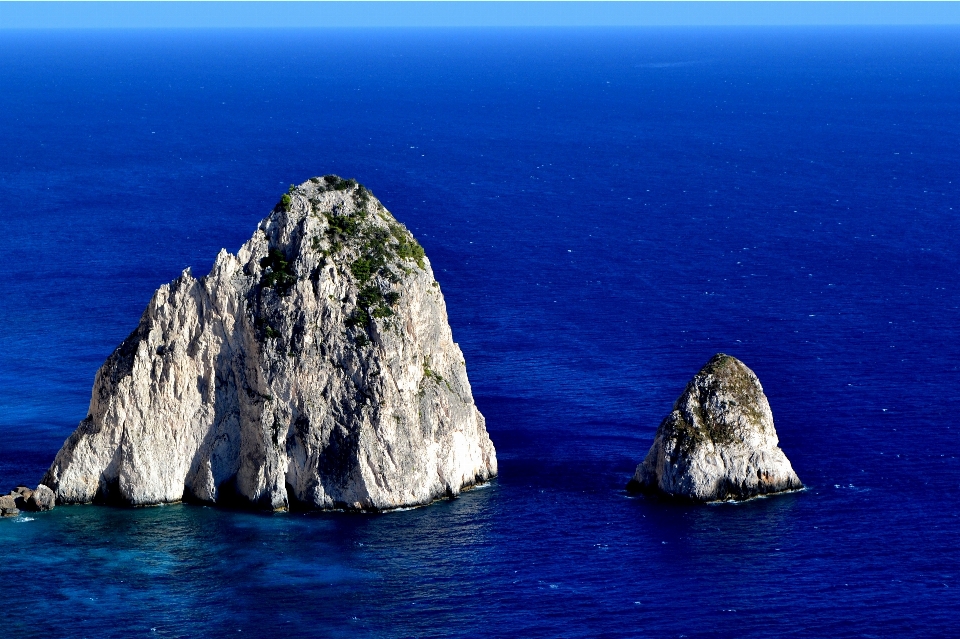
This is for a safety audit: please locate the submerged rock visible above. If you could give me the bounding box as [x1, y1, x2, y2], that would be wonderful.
[42, 176, 497, 511]
[628, 353, 802, 502]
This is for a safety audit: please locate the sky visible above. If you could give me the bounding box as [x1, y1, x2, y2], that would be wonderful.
[1, 1, 959, 28]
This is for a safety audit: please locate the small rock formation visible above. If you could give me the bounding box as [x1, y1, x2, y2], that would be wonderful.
[0, 485, 53, 516]
[42, 175, 497, 511]
[628, 353, 802, 502]
[0, 493, 18, 517]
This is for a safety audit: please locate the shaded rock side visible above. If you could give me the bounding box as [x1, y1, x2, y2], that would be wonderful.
[628, 353, 802, 502]
[42, 175, 497, 511]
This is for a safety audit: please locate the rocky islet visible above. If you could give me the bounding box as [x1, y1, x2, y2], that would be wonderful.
[39, 176, 497, 512]
[628, 353, 803, 502]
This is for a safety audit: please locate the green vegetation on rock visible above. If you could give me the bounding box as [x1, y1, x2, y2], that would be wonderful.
[268, 177, 428, 343]
[390, 223, 425, 269]
[422, 357, 444, 384]
[324, 175, 357, 191]
[307, 178, 424, 336]
[260, 248, 296, 296]
[700, 353, 767, 433]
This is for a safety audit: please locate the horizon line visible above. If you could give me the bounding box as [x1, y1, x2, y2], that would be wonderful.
[1, 1, 960, 28]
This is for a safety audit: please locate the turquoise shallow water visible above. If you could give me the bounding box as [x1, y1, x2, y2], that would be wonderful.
[1, 27, 960, 636]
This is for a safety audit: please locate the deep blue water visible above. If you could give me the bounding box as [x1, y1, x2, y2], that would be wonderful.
[1, 27, 959, 637]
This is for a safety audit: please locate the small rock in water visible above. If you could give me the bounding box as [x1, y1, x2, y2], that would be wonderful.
[0, 494, 19, 517]
[1, 485, 55, 516]
[627, 353, 803, 502]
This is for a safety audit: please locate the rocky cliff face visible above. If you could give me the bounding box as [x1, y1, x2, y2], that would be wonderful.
[628, 354, 802, 502]
[43, 176, 497, 511]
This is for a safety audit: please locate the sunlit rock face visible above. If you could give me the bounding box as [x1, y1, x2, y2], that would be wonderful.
[628, 353, 802, 502]
[43, 176, 497, 511]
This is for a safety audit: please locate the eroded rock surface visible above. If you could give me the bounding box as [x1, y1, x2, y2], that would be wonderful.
[43, 175, 497, 511]
[628, 353, 802, 502]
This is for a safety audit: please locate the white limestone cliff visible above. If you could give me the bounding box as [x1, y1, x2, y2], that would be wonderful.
[628, 353, 802, 502]
[43, 176, 497, 511]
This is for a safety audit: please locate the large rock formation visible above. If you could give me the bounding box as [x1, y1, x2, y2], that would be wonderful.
[42, 175, 497, 511]
[628, 353, 802, 502]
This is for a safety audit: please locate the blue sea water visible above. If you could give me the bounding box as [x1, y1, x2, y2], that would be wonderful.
[1, 27, 959, 637]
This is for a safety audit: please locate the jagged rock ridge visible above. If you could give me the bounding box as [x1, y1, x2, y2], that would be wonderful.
[43, 175, 497, 511]
[628, 353, 802, 502]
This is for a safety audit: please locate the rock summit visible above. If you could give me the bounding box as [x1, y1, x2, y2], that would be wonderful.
[42, 176, 497, 511]
[628, 353, 802, 502]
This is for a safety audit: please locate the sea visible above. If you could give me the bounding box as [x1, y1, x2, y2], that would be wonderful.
[0, 27, 958, 638]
